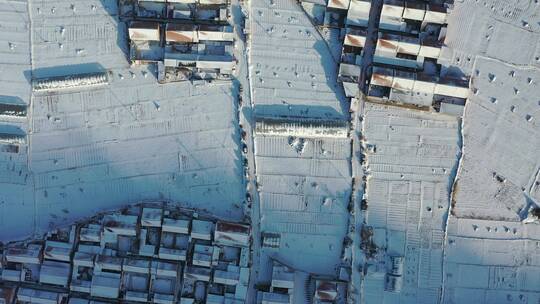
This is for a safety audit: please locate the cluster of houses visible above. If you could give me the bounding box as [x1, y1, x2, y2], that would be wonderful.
[0, 203, 252, 304]
[125, 0, 235, 82]
[366, 0, 469, 115]
[300, 0, 470, 115]
[259, 261, 349, 304]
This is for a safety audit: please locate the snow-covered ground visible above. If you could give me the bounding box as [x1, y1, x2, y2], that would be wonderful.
[361, 102, 461, 303]
[0, 0, 35, 239]
[439, 0, 540, 75]
[254, 134, 352, 275]
[440, 0, 540, 303]
[247, 0, 352, 279]
[1, 0, 540, 301]
[443, 217, 540, 304]
[452, 57, 539, 220]
[29, 78, 244, 235]
[247, 0, 348, 119]
[0, 0, 244, 240]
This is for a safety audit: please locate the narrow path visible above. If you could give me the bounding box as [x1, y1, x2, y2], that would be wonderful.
[348, 96, 366, 304]
[439, 102, 466, 304]
[230, 0, 262, 299]
[359, 0, 383, 94]
[350, 2, 382, 302]
[26, 0, 38, 237]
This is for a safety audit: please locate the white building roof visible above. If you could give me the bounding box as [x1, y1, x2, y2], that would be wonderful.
[1, 269, 21, 282]
[39, 260, 71, 287]
[214, 268, 240, 286]
[214, 221, 250, 247]
[91, 273, 121, 299]
[129, 22, 161, 41]
[102, 214, 138, 236]
[6, 244, 42, 264]
[261, 292, 290, 304]
[184, 266, 211, 282]
[255, 117, 349, 139]
[17, 288, 60, 304]
[191, 220, 214, 240]
[79, 227, 101, 243]
[123, 258, 151, 274]
[162, 218, 190, 234]
[44, 241, 73, 262]
[151, 261, 178, 277]
[271, 263, 295, 290]
[158, 247, 187, 261]
[141, 208, 163, 227]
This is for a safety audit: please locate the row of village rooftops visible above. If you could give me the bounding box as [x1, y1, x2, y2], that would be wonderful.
[0, 203, 252, 304]
[301, 0, 449, 28]
[367, 66, 469, 115]
[333, 0, 449, 76]
[130, 0, 230, 21]
[129, 23, 234, 45]
[340, 28, 445, 67]
[136, 0, 230, 6]
[128, 22, 235, 83]
[322, 0, 469, 114]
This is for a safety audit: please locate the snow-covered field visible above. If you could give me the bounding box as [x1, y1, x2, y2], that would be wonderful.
[254, 134, 352, 275]
[443, 217, 540, 303]
[361, 102, 461, 303]
[248, 0, 348, 119]
[247, 0, 352, 278]
[452, 56, 539, 220]
[0, 0, 244, 240]
[1, 0, 540, 301]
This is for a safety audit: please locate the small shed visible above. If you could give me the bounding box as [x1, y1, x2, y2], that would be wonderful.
[17, 288, 61, 304]
[381, 0, 404, 19]
[165, 24, 197, 43]
[403, 1, 425, 21]
[39, 261, 71, 287]
[129, 22, 160, 41]
[191, 220, 214, 241]
[162, 218, 190, 234]
[141, 207, 163, 227]
[314, 280, 338, 302]
[91, 273, 121, 298]
[5, 244, 42, 264]
[214, 221, 250, 247]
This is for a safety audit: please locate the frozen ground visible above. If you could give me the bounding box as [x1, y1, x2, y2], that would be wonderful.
[1, 0, 540, 301]
[0, 0, 244, 240]
[254, 135, 352, 275]
[439, 0, 540, 75]
[439, 0, 540, 303]
[452, 57, 540, 220]
[352, 0, 540, 300]
[0, 0, 34, 239]
[361, 102, 461, 303]
[248, 0, 348, 119]
[29, 78, 243, 236]
[247, 0, 353, 278]
[443, 217, 540, 304]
